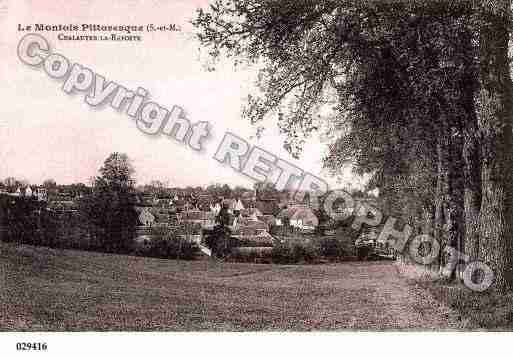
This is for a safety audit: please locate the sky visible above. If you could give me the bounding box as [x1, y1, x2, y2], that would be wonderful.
[0, 0, 362, 190]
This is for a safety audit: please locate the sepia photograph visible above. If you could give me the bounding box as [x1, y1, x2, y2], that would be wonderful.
[1, 0, 513, 357]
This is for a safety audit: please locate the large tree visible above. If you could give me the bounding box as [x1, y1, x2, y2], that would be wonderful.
[80, 153, 138, 253]
[475, 1, 513, 292]
[42, 178, 57, 189]
[194, 0, 513, 291]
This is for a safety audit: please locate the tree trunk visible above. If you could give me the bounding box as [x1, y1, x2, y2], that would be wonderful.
[477, 1, 513, 293]
[447, 127, 465, 279]
[462, 90, 482, 262]
[463, 128, 482, 262]
[434, 138, 447, 271]
[456, 24, 482, 264]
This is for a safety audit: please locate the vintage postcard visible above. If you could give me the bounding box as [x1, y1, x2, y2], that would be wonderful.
[0, 0, 512, 357]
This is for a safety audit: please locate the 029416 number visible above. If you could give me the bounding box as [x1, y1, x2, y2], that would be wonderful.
[16, 342, 48, 351]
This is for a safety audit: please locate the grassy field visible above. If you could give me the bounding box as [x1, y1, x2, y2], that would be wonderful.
[0, 241, 461, 331]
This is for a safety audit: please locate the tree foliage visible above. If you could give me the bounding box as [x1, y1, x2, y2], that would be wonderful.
[194, 0, 513, 291]
[79, 153, 138, 253]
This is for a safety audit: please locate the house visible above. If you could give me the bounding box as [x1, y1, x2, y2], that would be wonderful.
[222, 199, 235, 213]
[47, 200, 78, 212]
[233, 198, 245, 215]
[240, 190, 256, 202]
[240, 207, 263, 218]
[138, 208, 155, 227]
[172, 224, 203, 244]
[258, 214, 280, 227]
[277, 207, 295, 226]
[36, 188, 47, 202]
[231, 231, 275, 247]
[210, 202, 221, 215]
[153, 210, 171, 224]
[153, 198, 175, 209]
[357, 227, 380, 245]
[136, 194, 156, 207]
[277, 205, 319, 230]
[255, 199, 280, 216]
[196, 194, 216, 211]
[231, 214, 274, 248]
[180, 210, 216, 229]
[219, 212, 237, 228]
[135, 205, 176, 226]
[221, 198, 244, 215]
[235, 216, 269, 231]
[240, 199, 256, 209]
[173, 199, 189, 213]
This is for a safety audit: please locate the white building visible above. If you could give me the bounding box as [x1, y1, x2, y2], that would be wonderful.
[138, 208, 156, 227]
[277, 205, 319, 230]
[36, 188, 47, 202]
[234, 199, 245, 212]
[210, 202, 221, 215]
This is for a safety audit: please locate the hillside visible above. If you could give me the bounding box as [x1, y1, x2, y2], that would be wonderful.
[0, 241, 461, 330]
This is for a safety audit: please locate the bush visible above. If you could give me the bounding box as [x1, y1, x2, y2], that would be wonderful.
[269, 225, 298, 237]
[314, 236, 346, 260]
[134, 226, 199, 260]
[233, 236, 274, 248]
[356, 244, 373, 260]
[1, 196, 42, 245]
[203, 225, 236, 258]
[40, 211, 99, 251]
[269, 235, 354, 264]
[228, 247, 273, 263]
[271, 238, 320, 264]
[148, 237, 199, 260]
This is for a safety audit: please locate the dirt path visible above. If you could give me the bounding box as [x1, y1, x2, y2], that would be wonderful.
[318, 261, 463, 330]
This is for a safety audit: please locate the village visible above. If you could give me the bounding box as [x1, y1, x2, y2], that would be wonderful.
[0, 177, 383, 262]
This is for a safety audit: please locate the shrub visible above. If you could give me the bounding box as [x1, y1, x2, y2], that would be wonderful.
[41, 211, 97, 250]
[269, 225, 297, 237]
[314, 236, 346, 260]
[148, 236, 199, 260]
[1, 196, 42, 245]
[203, 225, 236, 258]
[134, 226, 200, 260]
[228, 247, 273, 263]
[271, 238, 320, 264]
[356, 244, 373, 260]
[234, 236, 274, 248]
